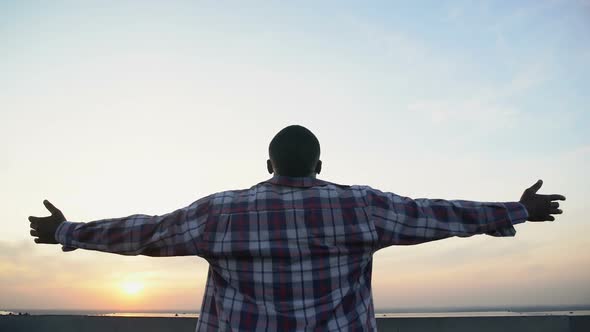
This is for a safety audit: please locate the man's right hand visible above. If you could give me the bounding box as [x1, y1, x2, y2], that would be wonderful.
[519, 180, 566, 222]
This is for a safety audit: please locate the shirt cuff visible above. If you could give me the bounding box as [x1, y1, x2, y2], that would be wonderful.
[485, 202, 528, 237]
[505, 202, 529, 225]
[55, 221, 83, 252]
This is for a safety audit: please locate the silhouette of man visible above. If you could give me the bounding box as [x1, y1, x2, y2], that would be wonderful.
[29, 125, 565, 331]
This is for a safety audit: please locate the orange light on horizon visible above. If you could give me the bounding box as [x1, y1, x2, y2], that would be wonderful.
[120, 281, 144, 296]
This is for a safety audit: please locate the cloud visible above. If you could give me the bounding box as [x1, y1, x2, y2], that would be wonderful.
[407, 98, 520, 129]
[344, 14, 449, 72]
[446, 4, 465, 21]
[405, 56, 551, 130]
[488, 0, 563, 34]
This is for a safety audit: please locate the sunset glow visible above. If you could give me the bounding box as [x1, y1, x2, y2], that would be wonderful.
[121, 282, 144, 296]
[1, 0, 588, 312]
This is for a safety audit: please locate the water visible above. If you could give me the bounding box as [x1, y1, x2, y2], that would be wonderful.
[373, 310, 590, 318]
[3, 309, 590, 318]
[104, 312, 199, 318]
[0, 310, 198, 318]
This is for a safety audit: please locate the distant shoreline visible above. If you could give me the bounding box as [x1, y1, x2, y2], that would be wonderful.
[1, 314, 589, 332]
[3, 308, 590, 318]
[3, 305, 590, 317]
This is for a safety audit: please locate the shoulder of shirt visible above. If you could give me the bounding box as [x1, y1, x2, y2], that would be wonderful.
[186, 181, 398, 213]
[191, 180, 389, 203]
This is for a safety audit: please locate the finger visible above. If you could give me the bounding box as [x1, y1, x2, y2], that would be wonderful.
[34, 238, 41, 244]
[30, 230, 39, 237]
[547, 215, 555, 221]
[550, 202, 560, 209]
[527, 180, 543, 194]
[28, 216, 45, 223]
[43, 200, 61, 215]
[548, 194, 566, 201]
[550, 209, 563, 214]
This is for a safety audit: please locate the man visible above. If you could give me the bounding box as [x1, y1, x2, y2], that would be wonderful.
[29, 125, 565, 331]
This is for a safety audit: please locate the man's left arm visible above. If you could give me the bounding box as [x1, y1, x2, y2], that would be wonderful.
[29, 198, 211, 257]
[369, 180, 565, 248]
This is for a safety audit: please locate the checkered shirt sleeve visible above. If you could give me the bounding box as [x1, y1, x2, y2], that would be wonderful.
[366, 188, 529, 249]
[55, 196, 212, 256]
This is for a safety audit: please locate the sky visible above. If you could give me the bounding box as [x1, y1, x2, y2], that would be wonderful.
[1, 0, 589, 312]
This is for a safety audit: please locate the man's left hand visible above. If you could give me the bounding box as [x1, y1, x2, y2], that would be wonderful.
[519, 180, 566, 222]
[29, 200, 66, 244]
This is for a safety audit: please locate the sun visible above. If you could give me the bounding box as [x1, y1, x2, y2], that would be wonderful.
[121, 281, 144, 295]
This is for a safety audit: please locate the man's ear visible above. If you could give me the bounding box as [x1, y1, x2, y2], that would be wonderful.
[315, 160, 322, 175]
[267, 159, 274, 174]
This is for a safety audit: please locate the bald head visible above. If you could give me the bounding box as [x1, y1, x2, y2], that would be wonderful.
[267, 125, 322, 177]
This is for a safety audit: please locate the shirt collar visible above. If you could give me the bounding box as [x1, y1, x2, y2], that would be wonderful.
[262, 175, 331, 188]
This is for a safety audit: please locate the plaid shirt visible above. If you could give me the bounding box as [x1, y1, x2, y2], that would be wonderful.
[55, 176, 528, 331]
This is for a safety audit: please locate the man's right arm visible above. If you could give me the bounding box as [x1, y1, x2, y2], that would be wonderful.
[54, 201, 210, 257]
[30, 196, 213, 257]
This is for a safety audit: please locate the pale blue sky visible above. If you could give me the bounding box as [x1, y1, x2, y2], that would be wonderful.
[1, 0, 589, 310]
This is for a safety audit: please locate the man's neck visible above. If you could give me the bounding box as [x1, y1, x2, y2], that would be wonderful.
[274, 173, 317, 178]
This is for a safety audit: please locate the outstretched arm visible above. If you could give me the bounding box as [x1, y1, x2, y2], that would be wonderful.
[28, 198, 211, 257]
[370, 180, 565, 249]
